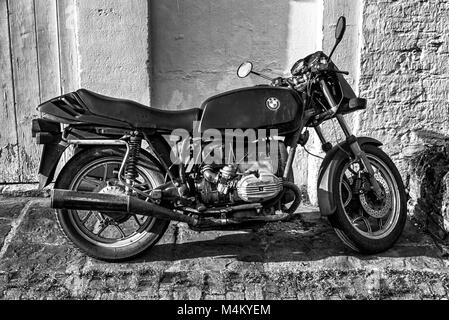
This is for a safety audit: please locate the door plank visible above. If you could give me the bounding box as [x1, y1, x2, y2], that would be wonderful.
[8, 0, 41, 182]
[0, 0, 20, 183]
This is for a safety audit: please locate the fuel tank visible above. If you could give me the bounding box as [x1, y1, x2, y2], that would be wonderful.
[199, 86, 303, 135]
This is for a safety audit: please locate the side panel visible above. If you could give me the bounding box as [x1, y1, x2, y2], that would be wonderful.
[317, 137, 383, 216]
[200, 86, 303, 134]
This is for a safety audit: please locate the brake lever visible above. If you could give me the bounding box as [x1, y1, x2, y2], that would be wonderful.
[334, 70, 350, 75]
[316, 64, 349, 75]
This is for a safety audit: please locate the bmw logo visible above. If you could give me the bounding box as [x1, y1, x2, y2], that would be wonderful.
[266, 97, 281, 111]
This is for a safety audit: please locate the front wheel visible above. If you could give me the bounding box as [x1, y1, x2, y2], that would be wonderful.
[328, 144, 407, 254]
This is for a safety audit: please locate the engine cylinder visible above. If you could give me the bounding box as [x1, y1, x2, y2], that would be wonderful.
[236, 172, 283, 203]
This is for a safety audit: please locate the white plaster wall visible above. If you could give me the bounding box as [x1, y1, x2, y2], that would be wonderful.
[285, 0, 324, 73]
[150, 0, 323, 111]
[305, 0, 364, 205]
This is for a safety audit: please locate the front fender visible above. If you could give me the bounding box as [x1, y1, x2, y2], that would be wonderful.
[317, 137, 383, 216]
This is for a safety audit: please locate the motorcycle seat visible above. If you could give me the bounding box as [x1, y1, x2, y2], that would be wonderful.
[76, 89, 201, 131]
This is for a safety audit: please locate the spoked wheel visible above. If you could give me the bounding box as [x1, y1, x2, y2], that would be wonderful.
[55, 147, 170, 261]
[329, 144, 407, 254]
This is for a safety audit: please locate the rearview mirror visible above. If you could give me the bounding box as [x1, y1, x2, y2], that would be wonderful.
[237, 62, 253, 78]
[335, 16, 346, 42]
[328, 16, 347, 61]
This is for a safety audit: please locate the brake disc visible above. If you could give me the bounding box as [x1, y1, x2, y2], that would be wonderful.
[359, 174, 392, 219]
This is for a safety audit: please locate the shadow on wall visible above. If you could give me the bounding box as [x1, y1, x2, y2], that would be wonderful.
[149, 0, 319, 111]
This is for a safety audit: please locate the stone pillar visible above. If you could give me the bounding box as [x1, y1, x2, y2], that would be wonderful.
[305, 0, 364, 205]
[323, 0, 363, 91]
[75, 0, 151, 105]
[287, 0, 324, 201]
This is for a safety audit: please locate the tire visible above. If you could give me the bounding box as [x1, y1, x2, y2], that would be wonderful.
[328, 144, 407, 254]
[55, 147, 170, 262]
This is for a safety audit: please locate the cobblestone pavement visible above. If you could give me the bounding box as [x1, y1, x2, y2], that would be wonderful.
[0, 196, 448, 300]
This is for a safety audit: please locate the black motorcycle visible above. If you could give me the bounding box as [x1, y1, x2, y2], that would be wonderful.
[32, 17, 406, 261]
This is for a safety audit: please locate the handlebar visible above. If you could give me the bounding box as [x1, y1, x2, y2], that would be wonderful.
[271, 76, 305, 88]
[271, 63, 349, 93]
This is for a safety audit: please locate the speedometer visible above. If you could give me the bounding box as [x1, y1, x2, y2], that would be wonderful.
[291, 59, 305, 76]
[309, 54, 320, 66]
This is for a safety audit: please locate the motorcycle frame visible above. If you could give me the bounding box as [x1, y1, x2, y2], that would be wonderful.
[37, 97, 379, 197]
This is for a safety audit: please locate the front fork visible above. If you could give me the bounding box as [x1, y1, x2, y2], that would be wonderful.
[335, 116, 383, 198]
[318, 81, 384, 198]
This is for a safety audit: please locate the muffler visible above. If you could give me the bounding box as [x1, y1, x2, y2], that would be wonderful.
[51, 189, 198, 226]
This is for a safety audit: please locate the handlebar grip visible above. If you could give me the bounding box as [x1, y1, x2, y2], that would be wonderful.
[315, 64, 349, 75]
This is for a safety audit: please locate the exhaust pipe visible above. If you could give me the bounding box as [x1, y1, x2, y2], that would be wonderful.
[51, 189, 198, 226]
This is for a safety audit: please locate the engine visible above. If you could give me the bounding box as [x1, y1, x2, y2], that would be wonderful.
[196, 164, 283, 205]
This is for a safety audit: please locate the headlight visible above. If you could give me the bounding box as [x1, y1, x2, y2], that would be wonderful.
[291, 59, 305, 76]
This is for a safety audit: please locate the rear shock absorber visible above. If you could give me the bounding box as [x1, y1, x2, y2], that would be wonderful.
[125, 132, 142, 190]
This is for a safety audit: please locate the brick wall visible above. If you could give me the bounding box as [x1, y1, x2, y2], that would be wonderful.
[358, 0, 449, 177]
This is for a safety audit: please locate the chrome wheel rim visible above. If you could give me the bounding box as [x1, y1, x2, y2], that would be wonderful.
[339, 154, 401, 240]
[67, 157, 159, 248]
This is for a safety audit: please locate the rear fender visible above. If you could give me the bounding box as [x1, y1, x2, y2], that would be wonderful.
[317, 137, 383, 216]
[38, 141, 68, 190]
[32, 119, 66, 189]
[34, 119, 131, 189]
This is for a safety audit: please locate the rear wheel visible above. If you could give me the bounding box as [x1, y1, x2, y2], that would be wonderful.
[328, 144, 407, 254]
[55, 147, 170, 262]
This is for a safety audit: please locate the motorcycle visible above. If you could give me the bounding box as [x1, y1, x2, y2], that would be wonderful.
[32, 16, 406, 261]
